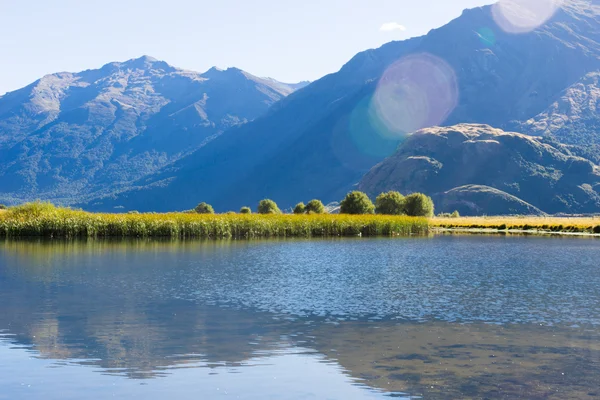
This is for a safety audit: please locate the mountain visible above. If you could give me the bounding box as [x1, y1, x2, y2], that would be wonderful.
[358, 124, 600, 215]
[88, 0, 600, 213]
[0, 56, 301, 204]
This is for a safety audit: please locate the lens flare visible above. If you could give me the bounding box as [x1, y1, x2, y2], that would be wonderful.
[492, 0, 563, 34]
[477, 27, 496, 47]
[330, 96, 400, 171]
[372, 53, 458, 138]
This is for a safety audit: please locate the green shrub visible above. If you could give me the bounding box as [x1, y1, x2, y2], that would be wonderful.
[451, 210, 460, 218]
[594, 225, 600, 234]
[240, 207, 252, 214]
[305, 199, 326, 214]
[340, 191, 375, 215]
[195, 202, 215, 214]
[375, 191, 405, 215]
[0, 204, 6, 210]
[257, 199, 281, 214]
[403, 193, 435, 217]
[293, 202, 306, 214]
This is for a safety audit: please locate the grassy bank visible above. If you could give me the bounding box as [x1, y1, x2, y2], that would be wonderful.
[0, 203, 429, 238]
[432, 216, 600, 234]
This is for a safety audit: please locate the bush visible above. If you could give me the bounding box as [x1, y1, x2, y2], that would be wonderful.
[128, 210, 140, 214]
[0, 204, 6, 210]
[340, 191, 375, 215]
[305, 199, 326, 214]
[451, 210, 460, 218]
[293, 202, 306, 214]
[195, 202, 215, 214]
[403, 193, 435, 217]
[375, 191, 405, 215]
[258, 199, 281, 214]
[240, 207, 252, 214]
[6, 201, 58, 219]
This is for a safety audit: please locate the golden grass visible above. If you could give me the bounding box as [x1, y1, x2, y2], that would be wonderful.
[432, 216, 600, 233]
[0, 202, 429, 238]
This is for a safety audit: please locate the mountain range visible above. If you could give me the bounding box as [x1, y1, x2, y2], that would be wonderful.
[1, 1, 600, 215]
[0, 56, 305, 204]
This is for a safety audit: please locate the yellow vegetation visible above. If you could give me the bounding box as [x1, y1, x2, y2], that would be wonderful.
[0, 202, 429, 238]
[432, 216, 600, 233]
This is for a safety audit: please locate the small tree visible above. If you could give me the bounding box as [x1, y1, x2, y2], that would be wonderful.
[375, 191, 405, 215]
[451, 210, 460, 218]
[195, 202, 215, 214]
[257, 199, 281, 214]
[403, 193, 435, 217]
[305, 199, 326, 214]
[240, 206, 252, 214]
[0, 204, 6, 210]
[340, 191, 375, 215]
[293, 202, 306, 214]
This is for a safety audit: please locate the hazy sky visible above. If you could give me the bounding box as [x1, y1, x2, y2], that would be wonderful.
[0, 0, 494, 95]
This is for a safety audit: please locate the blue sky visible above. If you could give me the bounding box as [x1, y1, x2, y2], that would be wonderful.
[0, 0, 493, 95]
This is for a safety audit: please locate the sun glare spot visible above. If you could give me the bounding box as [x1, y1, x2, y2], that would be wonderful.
[476, 27, 496, 47]
[492, 0, 563, 34]
[371, 53, 458, 138]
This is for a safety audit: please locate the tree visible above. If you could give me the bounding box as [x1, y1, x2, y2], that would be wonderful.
[257, 199, 281, 214]
[305, 199, 326, 214]
[293, 202, 306, 214]
[0, 204, 6, 210]
[451, 210, 460, 218]
[195, 202, 215, 214]
[240, 206, 252, 214]
[403, 193, 435, 217]
[340, 191, 375, 215]
[375, 191, 405, 215]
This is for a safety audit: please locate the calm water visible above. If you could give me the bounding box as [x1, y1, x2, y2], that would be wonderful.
[1, 236, 600, 399]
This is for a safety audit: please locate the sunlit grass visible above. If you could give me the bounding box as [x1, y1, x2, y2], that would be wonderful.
[432, 216, 600, 234]
[0, 202, 429, 238]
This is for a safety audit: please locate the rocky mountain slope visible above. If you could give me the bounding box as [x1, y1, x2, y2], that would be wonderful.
[0, 56, 300, 204]
[358, 124, 600, 215]
[89, 0, 600, 213]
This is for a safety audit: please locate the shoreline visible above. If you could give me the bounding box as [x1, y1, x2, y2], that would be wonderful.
[433, 227, 600, 237]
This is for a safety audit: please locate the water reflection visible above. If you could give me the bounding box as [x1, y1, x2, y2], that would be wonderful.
[1, 237, 600, 398]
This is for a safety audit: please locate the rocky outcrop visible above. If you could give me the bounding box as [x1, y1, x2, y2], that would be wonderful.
[432, 185, 545, 216]
[358, 124, 600, 215]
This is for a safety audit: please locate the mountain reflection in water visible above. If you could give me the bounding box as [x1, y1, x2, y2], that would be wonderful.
[1, 237, 599, 399]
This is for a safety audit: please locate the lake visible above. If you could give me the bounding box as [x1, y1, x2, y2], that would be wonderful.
[1, 236, 600, 399]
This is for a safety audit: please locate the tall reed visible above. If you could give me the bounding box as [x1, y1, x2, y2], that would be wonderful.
[0, 203, 430, 238]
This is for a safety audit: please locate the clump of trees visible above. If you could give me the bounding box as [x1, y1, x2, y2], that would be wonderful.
[258, 199, 281, 214]
[340, 191, 375, 215]
[403, 193, 435, 217]
[195, 202, 215, 214]
[339, 190, 435, 217]
[293, 202, 306, 214]
[294, 199, 326, 214]
[306, 199, 326, 214]
[194, 191, 435, 217]
[375, 191, 405, 215]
